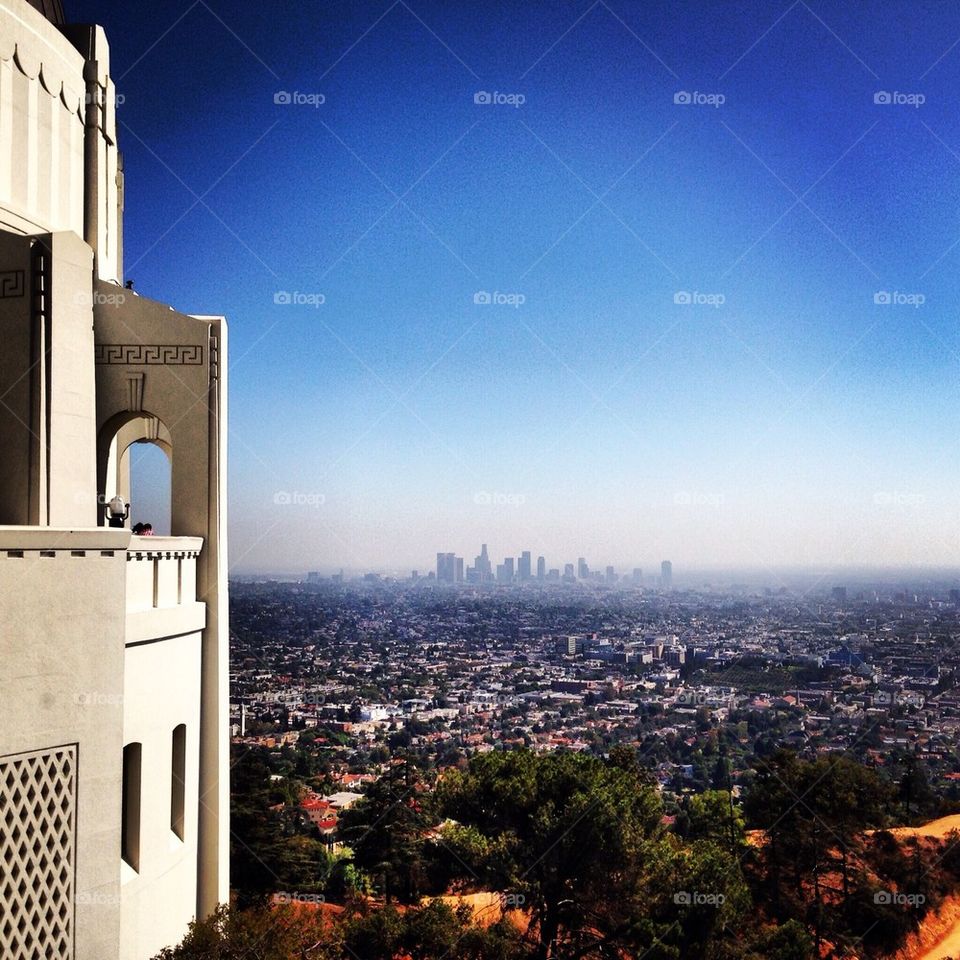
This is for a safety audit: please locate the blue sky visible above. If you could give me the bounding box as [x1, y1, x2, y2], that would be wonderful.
[73, 0, 960, 575]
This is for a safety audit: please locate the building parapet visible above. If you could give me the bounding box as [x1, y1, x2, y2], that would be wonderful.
[126, 535, 202, 608]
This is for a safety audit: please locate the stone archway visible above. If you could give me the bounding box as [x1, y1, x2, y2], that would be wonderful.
[97, 410, 173, 527]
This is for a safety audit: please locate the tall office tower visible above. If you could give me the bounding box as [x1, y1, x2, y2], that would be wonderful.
[577, 557, 589, 579]
[605, 565, 617, 583]
[436, 552, 456, 583]
[503, 557, 515, 581]
[563, 563, 576, 582]
[661, 560, 673, 590]
[537, 555, 546, 580]
[474, 542, 492, 581]
[518, 550, 532, 581]
[454, 557, 464, 582]
[632, 568, 643, 585]
[0, 2, 229, 956]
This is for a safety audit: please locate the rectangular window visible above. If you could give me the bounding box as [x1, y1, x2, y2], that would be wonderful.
[171, 724, 186, 840]
[121, 742, 141, 871]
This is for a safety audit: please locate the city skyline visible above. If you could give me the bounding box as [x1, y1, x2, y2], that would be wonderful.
[72, 0, 960, 574]
[435, 543, 656, 584]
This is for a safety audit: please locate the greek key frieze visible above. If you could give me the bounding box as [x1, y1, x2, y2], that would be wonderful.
[0, 270, 26, 298]
[94, 344, 204, 365]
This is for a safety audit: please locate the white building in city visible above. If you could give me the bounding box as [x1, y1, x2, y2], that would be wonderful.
[0, 1, 229, 957]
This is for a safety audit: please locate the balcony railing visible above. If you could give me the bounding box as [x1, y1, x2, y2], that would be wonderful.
[125, 536, 205, 643]
[126, 536, 202, 611]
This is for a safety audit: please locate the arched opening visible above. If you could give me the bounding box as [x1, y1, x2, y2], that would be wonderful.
[98, 411, 173, 533]
[127, 441, 171, 535]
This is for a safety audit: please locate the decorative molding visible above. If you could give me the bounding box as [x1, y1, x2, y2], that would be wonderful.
[0, 270, 25, 298]
[125, 373, 144, 412]
[142, 415, 161, 442]
[94, 344, 203, 365]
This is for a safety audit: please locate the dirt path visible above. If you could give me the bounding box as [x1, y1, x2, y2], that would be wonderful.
[919, 924, 960, 960]
[889, 815, 960, 842]
[890, 816, 960, 960]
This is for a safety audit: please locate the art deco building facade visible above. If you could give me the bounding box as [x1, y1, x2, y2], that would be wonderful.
[0, 0, 229, 957]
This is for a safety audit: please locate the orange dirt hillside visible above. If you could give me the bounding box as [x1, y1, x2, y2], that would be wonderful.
[885, 816, 960, 960]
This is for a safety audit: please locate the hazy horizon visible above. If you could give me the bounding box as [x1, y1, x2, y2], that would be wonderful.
[74, 0, 960, 573]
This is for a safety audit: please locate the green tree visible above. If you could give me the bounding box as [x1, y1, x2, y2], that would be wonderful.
[437, 749, 665, 960]
[684, 790, 745, 851]
[151, 904, 342, 960]
[337, 761, 434, 903]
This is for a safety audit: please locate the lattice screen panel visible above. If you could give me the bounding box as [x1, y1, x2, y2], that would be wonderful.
[0, 745, 77, 960]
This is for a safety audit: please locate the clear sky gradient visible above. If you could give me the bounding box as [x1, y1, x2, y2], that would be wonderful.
[72, 0, 960, 575]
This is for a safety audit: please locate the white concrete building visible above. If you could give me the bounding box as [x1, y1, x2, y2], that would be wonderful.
[0, 1, 229, 957]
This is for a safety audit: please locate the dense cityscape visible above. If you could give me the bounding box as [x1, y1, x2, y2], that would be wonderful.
[218, 568, 960, 958]
[231, 568, 960, 796]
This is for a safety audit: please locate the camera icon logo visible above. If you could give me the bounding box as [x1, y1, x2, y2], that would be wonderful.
[274, 291, 292, 305]
[873, 291, 891, 305]
[873, 91, 891, 105]
[473, 291, 492, 305]
[274, 91, 292, 105]
[474, 91, 492, 104]
[674, 91, 692, 105]
[673, 291, 692, 305]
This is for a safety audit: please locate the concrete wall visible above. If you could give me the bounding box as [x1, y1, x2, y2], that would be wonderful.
[120, 629, 202, 960]
[93, 290, 230, 916]
[0, 230, 99, 527]
[0, 231, 35, 525]
[0, 527, 129, 960]
[0, 0, 85, 240]
[47, 231, 98, 526]
[0, 0, 122, 282]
